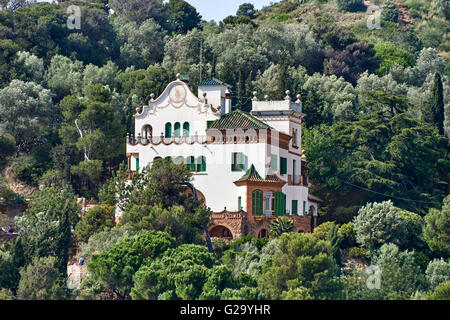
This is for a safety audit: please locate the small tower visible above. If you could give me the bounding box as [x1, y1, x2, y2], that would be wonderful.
[197, 77, 232, 114]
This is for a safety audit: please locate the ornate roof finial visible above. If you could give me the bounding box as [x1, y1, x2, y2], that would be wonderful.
[296, 94, 302, 104]
[284, 90, 291, 101]
[150, 93, 155, 102]
[135, 107, 140, 114]
[203, 92, 207, 104]
[252, 91, 258, 101]
[264, 94, 270, 101]
[176, 73, 181, 80]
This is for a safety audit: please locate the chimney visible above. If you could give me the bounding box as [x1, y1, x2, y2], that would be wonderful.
[224, 88, 232, 114]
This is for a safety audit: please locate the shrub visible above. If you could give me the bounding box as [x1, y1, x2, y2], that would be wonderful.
[381, 1, 399, 22]
[9, 155, 40, 186]
[346, 246, 369, 261]
[353, 201, 409, 250]
[338, 222, 356, 248]
[74, 205, 116, 243]
[426, 280, 450, 300]
[425, 259, 450, 290]
[336, 0, 365, 12]
[313, 221, 335, 240]
[413, 251, 430, 273]
[272, 13, 292, 22]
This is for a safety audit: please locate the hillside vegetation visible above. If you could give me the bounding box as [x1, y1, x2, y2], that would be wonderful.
[0, 0, 448, 301]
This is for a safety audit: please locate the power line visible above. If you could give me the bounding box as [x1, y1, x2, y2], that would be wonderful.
[341, 180, 442, 205]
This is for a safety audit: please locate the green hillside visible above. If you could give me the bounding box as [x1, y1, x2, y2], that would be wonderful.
[0, 0, 449, 302]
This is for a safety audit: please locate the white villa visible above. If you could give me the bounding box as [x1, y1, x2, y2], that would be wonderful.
[125, 74, 320, 240]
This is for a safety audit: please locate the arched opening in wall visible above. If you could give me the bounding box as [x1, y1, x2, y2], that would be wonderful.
[308, 206, 317, 231]
[173, 156, 184, 165]
[210, 226, 233, 239]
[153, 156, 162, 162]
[165, 123, 172, 138]
[196, 156, 206, 172]
[183, 122, 190, 137]
[174, 122, 181, 137]
[142, 125, 152, 139]
[258, 229, 268, 239]
[185, 156, 195, 172]
[164, 156, 173, 163]
[183, 187, 206, 204]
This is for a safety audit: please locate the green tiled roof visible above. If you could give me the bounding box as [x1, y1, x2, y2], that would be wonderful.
[207, 109, 271, 130]
[235, 164, 285, 184]
[236, 165, 263, 182]
[197, 77, 232, 87]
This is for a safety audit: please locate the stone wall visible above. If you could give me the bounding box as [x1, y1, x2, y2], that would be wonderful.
[209, 211, 314, 240]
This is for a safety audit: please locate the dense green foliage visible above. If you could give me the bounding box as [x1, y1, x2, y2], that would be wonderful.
[74, 205, 116, 243]
[0, 0, 448, 301]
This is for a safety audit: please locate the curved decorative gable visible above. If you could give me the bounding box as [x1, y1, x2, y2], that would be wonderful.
[135, 78, 217, 120]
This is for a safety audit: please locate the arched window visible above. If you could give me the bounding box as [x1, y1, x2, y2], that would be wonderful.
[164, 156, 173, 163]
[252, 189, 263, 216]
[183, 122, 190, 137]
[186, 156, 195, 172]
[258, 229, 268, 239]
[174, 156, 184, 165]
[153, 157, 162, 166]
[275, 192, 286, 216]
[197, 156, 206, 172]
[165, 123, 172, 138]
[174, 122, 181, 137]
[142, 125, 152, 139]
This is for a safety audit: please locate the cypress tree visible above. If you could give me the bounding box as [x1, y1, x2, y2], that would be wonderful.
[55, 202, 72, 278]
[431, 72, 445, 135]
[277, 51, 290, 100]
[327, 223, 342, 274]
[11, 238, 25, 293]
[237, 69, 245, 109]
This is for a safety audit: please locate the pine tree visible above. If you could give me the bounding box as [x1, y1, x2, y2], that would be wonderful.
[430, 72, 445, 135]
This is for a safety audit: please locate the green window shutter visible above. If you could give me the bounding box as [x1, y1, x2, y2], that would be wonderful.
[231, 153, 242, 171]
[174, 122, 181, 137]
[238, 196, 241, 210]
[187, 156, 195, 172]
[275, 192, 285, 216]
[252, 190, 263, 216]
[197, 156, 206, 172]
[183, 122, 190, 137]
[136, 158, 139, 170]
[292, 200, 298, 215]
[270, 155, 277, 172]
[207, 120, 213, 129]
[231, 153, 236, 171]
[303, 201, 306, 215]
[280, 157, 287, 175]
[201, 156, 206, 172]
[165, 123, 172, 138]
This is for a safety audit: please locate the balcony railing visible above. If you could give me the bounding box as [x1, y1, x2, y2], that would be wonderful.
[127, 134, 207, 146]
[288, 175, 308, 186]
